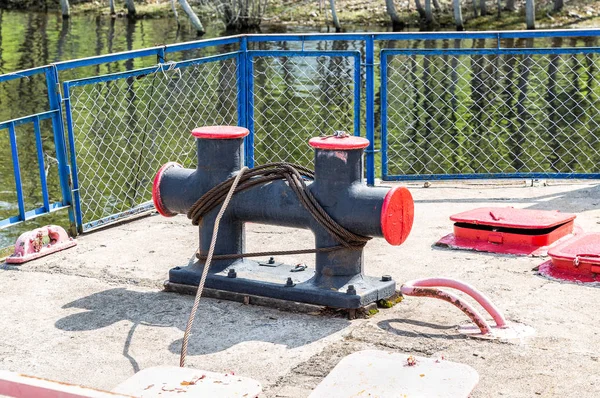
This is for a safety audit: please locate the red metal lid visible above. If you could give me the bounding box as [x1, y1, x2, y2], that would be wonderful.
[380, 186, 414, 246]
[548, 233, 600, 265]
[191, 126, 249, 139]
[309, 136, 370, 150]
[449, 207, 576, 230]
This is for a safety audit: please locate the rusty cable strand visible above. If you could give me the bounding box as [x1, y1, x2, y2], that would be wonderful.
[180, 166, 249, 368]
[187, 162, 371, 260]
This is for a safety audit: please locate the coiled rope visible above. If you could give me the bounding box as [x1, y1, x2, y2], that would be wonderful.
[188, 162, 371, 261]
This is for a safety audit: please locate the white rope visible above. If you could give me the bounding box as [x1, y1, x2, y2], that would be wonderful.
[179, 166, 248, 367]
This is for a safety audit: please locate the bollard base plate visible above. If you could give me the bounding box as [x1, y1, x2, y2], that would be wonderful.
[167, 259, 396, 309]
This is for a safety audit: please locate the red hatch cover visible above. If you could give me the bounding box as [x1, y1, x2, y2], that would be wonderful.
[436, 207, 578, 256]
[538, 232, 600, 284]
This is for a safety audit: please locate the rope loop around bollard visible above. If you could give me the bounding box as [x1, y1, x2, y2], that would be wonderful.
[187, 162, 372, 260]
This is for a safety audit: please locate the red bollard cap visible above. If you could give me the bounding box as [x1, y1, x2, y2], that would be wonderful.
[191, 126, 249, 139]
[381, 186, 414, 246]
[309, 135, 370, 150]
[152, 162, 182, 217]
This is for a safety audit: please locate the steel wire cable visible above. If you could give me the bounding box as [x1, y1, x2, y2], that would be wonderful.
[180, 166, 249, 367]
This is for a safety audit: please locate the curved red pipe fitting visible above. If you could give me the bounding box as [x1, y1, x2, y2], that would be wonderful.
[400, 278, 507, 335]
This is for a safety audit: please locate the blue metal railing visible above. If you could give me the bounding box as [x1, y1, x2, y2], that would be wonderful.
[0, 66, 74, 233]
[1, 29, 600, 237]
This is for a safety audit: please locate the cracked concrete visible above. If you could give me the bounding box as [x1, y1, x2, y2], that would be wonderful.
[1, 180, 600, 397]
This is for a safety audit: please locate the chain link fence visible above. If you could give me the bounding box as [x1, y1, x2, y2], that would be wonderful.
[66, 57, 238, 230]
[250, 53, 360, 167]
[383, 49, 600, 179]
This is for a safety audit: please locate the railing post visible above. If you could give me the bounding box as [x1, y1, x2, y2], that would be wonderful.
[380, 51, 388, 181]
[157, 46, 166, 64]
[238, 36, 251, 166]
[8, 122, 25, 222]
[246, 39, 255, 168]
[353, 54, 361, 138]
[62, 83, 84, 234]
[365, 35, 376, 186]
[46, 65, 77, 237]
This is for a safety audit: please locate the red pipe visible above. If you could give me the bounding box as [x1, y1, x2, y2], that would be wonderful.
[401, 278, 507, 335]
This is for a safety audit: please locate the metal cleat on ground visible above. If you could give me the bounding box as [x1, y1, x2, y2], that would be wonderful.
[153, 125, 414, 309]
[5, 225, 76, 264]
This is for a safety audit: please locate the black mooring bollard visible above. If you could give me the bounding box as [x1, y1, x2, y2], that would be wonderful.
[153, 126, 414, 309]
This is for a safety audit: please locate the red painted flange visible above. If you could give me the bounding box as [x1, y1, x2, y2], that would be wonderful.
[191, 126, 249, 139]
[381, 186, 414, 246]
[152, 162, 182, 217]
[538, 232, 600, 284]
[308, 136, 370, 150]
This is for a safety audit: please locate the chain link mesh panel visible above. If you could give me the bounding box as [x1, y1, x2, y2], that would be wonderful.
[383, 50, 600, 178]
[68, 58, 238, 230]
[251, 54, 358, 167]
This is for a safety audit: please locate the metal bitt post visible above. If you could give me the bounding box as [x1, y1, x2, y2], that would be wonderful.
[153, 126, 414, 309]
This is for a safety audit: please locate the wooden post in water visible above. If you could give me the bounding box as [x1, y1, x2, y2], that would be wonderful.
[60, 0, 70, 18]
[480, 0, 487, 15]
[330, 0, 342, 31]
[178, 0, 205, 35]
[526, 0, 535, 29]
[414, 0, 427, 19]
[425, 0, 434, 23]
[453, 0, 464, 30]
[126, 0, 136, 18]
[553, 0, 563, 11]
[386, 0, 403, 30]
[171, 0, 180, 26]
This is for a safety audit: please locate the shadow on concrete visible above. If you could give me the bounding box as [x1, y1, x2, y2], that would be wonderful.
[377, 318, 464, 340]
[414, 183, 600, 214]
[55, 288, 350, 370]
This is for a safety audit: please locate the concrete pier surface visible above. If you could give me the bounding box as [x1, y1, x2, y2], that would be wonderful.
[1, 180, 599, 397]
